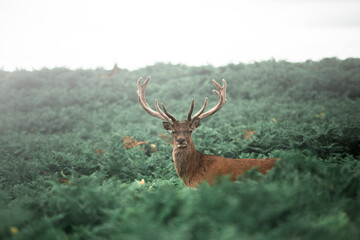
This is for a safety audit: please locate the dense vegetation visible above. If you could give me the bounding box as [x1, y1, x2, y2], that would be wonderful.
[0, 58, 360, 239]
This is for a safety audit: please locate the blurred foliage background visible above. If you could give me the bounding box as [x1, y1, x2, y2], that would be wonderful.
[0, 58, 360, 239]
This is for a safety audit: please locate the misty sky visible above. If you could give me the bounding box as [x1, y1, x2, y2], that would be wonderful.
[0, 0, 359, 71]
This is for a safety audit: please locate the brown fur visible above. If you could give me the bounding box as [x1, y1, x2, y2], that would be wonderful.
[137, 77, 277, 188]
[167, 120, 278, 188]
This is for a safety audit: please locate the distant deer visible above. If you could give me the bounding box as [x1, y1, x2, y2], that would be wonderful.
[137, 77, 278, 188]
[102, 63, 121, 79]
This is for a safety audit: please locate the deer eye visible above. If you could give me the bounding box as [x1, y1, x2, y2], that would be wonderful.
[171, 131, 175, 134]
[189, 130, 193, 133]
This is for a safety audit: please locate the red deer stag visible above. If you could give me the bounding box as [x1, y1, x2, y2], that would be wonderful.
[137, 77, 278, 188]
[102, 63, 121, 79]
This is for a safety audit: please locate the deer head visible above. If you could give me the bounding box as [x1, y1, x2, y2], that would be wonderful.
[137, 77, 227, 148]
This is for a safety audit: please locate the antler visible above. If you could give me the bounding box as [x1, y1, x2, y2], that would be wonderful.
[188, 79, 227, 121]
[137, 77, 177, 122]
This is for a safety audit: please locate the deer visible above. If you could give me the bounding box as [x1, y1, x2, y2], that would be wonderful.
[102, 63, 121, 79]
[137, 77, 278, 188]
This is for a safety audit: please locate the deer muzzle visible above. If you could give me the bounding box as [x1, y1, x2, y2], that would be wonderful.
[176, 138, 187, 148]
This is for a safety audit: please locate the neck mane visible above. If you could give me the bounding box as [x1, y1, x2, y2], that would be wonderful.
[172, 139, 202, 180]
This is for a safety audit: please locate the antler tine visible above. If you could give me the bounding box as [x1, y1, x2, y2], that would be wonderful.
[196, 79, 227, 120]
[154, 99, 172, 122]
[137, 77, 173, 122]
[190, 98, 208, 120]
[187, 99, 195, 121]
[161, 103, 177, 122]
[137, 76, 150, 95]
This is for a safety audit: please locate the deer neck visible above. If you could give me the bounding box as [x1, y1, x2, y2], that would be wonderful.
[172, 138, 202, 180]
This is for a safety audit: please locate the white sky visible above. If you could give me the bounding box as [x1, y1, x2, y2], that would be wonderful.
[0, 0, 359, 71]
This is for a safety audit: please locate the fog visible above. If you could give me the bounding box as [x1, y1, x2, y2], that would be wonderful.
[1, 0, 359, 70]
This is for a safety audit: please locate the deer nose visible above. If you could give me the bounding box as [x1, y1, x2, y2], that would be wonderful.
[177, 138, 185, 144]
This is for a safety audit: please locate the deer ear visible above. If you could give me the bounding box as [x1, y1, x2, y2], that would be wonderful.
[190, 118, 200, 130]
[163, 122, 173, 131]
